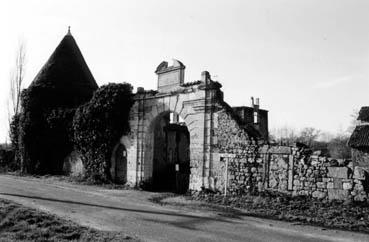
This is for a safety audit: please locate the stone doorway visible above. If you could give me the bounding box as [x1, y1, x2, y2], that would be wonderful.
[151, 112, 190, 193]
[114, 144, 127, 184]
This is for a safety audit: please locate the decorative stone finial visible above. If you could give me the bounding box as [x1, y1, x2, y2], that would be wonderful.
[67, 26, 71, 35]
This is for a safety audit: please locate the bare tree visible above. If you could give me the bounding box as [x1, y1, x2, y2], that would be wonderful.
[297, 127, 321, 147]
[347, 109, 359, 134]
[270, 125, 298, 145]
[7, 41, 26, 142]
[9, 41, 26, 115]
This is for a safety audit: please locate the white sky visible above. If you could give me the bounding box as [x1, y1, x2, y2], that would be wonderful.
[0, 0, 368, 142]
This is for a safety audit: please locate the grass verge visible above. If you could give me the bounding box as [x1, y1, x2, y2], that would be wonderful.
[0, 198, 137, 241]
[151, 191, 369, 234]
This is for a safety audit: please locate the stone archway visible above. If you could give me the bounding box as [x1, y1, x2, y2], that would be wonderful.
[145, 111, 191, 193]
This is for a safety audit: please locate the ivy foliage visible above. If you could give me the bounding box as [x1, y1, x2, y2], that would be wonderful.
[72, 83, 134, 182]
[9, 113, 21, 170]
[15, 86, 77, 174]
[12, 82, 133, 182]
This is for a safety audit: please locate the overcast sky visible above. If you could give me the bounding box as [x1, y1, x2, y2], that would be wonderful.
[0, 0, 368, 142]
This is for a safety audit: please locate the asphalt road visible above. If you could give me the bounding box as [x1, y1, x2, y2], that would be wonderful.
[0, 174, 368, 242]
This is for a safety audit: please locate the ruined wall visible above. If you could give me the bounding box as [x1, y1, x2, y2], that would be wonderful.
[222, 143, 369, 201]
[212, 118, 369, 202]
[212, 107, 263, 195]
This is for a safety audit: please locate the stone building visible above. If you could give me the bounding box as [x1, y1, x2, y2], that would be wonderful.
[21, 29, 98, 174]
[26, 31, 369, 201]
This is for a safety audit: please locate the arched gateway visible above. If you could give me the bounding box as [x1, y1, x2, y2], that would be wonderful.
[115, 60, 268, 193]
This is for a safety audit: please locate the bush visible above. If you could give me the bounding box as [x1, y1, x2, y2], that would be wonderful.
[73, 83, 134, 182]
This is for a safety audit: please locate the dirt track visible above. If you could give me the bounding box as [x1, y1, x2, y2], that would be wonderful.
[0, 174, 368, 242]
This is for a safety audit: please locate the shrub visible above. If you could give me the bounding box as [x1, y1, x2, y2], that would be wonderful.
[73, 83, 134, 182]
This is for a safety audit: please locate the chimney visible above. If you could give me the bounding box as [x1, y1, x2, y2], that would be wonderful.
[253, 97, 260, 124]
[201, 71, 211, 84]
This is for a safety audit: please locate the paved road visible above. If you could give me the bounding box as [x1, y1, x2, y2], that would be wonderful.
[0, 175, 368, 242]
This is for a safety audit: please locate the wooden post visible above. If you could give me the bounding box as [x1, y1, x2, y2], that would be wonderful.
[224, 157, 228, 197]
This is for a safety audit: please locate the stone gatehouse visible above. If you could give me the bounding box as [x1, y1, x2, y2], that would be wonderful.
[110, 60, 369, 201]
[111, 59, 268, 193]
[33, 31, 368, 200]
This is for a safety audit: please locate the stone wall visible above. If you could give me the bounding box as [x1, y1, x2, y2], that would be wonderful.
[211, 107, 263, 195]
[211, 105, 369, 201]
[224, 143, 369, 201]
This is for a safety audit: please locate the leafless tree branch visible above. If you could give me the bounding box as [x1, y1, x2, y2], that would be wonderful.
[8, 40, 26, 141]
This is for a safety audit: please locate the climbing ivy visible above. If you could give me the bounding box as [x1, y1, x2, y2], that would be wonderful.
[9, 113, 21, 170]
[14, 86, 77, 174]
[12, 82, 134, 182]
[72, 83, 134, 182]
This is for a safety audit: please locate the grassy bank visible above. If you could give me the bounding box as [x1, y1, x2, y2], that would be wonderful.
[0, 199, 137, 241]
[152, 191, 369, 234]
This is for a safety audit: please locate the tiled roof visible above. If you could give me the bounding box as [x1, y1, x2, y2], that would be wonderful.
[357, 107, 369, 122]
[348, 125, 369, 148]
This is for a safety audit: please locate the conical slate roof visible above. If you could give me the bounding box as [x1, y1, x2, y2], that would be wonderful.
[30, 29, 98, 107]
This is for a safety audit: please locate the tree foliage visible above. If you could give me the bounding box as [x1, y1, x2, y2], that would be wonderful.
[72, 83, 134, 182]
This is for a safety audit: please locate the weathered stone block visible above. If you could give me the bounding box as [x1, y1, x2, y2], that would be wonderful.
[343, 182, 353, 190]
[311, 159, 320, 166]
[327, 167, 348, 179]
[327, 189, 349, 200]
[316, 182, 326, 188]
[327, 182, 334, 189]
[354, 194, 367, 202]
[322, 178, 330, 183]
[269, 178, 278, 188]
[257, 182, 264, 191]
[333, 179, 343, 189]
[354, 183, 364, 191]
[312, 190, 326, 199]
[353, 167, 366, 180]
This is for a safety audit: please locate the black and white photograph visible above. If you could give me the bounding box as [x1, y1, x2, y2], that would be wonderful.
[0, 0, 369, 241]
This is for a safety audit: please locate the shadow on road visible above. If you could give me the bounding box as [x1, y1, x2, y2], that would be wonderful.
[0, 192, 236, 224]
